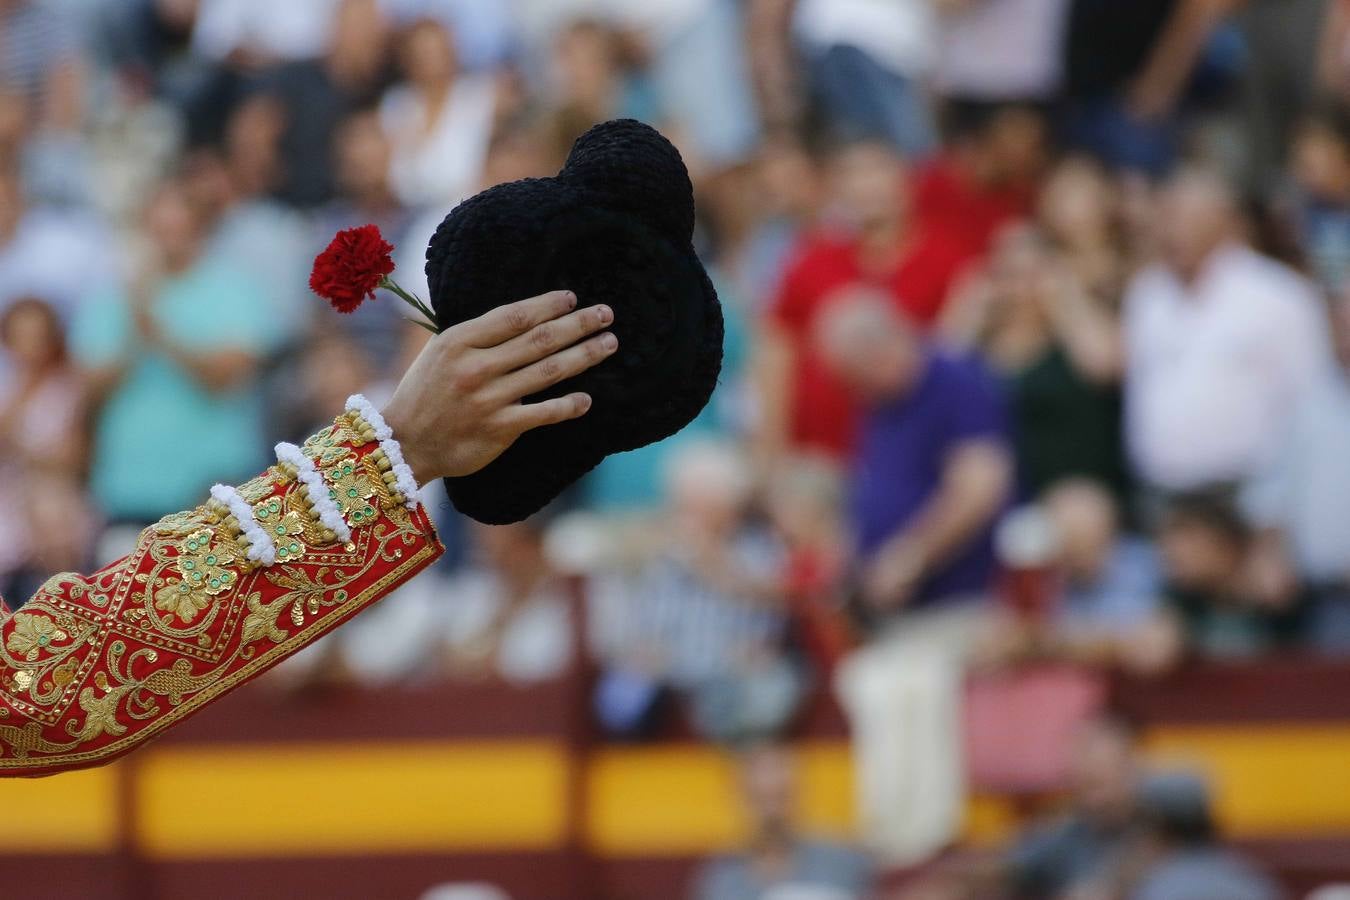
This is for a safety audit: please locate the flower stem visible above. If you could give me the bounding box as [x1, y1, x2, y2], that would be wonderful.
[380, 276, 439, 331]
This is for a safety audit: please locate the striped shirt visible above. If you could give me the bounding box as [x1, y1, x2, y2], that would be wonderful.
[622, 529, 787, 688]
[0, 2, 78, 99]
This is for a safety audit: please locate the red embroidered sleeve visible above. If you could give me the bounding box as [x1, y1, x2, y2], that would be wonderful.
[0, 411, 443, 776]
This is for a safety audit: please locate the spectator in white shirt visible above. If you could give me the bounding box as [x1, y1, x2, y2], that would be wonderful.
[437, 517, 575, 685]
[192, 0, 343, 64]
[1245, 283, 1350, 652]
[0, 167, 114, 324]
[1123, 166, 1334, 496]
[934, 0, 1070, 104]
[380, 17, 497, 208]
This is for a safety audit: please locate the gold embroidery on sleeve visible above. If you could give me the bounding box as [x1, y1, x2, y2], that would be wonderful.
[0, 721, 78, 759]
[251, 498, 307, 562]
[0, 415, 442, 772]
[236, 473, 277, 504]
[6, 613, 68, 662]
[322, 458, 379, 527]
[303, 416, 368, 466]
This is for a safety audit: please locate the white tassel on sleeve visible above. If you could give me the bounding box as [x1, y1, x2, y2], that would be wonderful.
[275, 442, 353, 543]
[345, 394, 421, 508]
[210, 483, 277, 565]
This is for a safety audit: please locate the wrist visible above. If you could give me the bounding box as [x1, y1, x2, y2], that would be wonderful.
[376, 400, 435, 487]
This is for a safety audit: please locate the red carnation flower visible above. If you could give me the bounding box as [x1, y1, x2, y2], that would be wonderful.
[309, 224, 396, 313]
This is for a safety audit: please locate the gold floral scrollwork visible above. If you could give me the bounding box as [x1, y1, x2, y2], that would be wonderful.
[175, 529, 241, 596]
[142, 659, 208, 706]
[304, 418, 366, 466]
[22, 654, 83, 708]
[0, 721, 78, 760]
[240, 591, 291, 648]
[150, 527, 242, 627]
[34, 573, 93, 604]
[50, 657, 79, 691]
[73, 682, 134, 742]
[262, 565, 351, 632]
[323, 459, 378, 527]
[251, 497, 307, 562]
[5, 613, 69, 663]
[153, 581, 211, 624]
[236, 473, 277, 504]
[151, 507, 216, 539]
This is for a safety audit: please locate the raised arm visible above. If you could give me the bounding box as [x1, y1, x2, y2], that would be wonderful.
[1127, 0, 1245, 121]
[0, 291, 616, 776]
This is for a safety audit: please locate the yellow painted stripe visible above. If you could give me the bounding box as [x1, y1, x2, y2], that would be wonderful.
[963, 794, 1020, 846]
[586, 742, 859, 855]
[7, 724, 1350, 858]
[586, 744, 747, 854]
[1144, 725, 1350, 834]
[587, 727, 1350, 855]
[584, 741, 1016, 855]
[794, 742, 857, 839]
[0, 765, 120, 852]
[134, 740, 569, 857]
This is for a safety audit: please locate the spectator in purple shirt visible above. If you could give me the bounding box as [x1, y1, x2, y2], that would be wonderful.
[823, 289, 1012, 616]
[816, 288, 1013, 866]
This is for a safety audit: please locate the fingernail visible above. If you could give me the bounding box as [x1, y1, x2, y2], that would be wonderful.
[597, 305, 613, 324]
[601, 332, 618, 350]
[578, 394, 592, 412]
[563, 291, 577, 308]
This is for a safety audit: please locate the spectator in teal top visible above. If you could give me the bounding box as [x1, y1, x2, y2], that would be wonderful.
[71, 178, 272, 524]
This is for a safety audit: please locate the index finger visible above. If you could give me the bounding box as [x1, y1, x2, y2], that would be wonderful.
[454, 290, 577, 348]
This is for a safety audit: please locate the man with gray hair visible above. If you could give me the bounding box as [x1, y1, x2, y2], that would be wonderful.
[817, 288, 1012, 865]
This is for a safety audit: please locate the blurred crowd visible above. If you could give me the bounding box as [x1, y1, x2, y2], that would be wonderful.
[6, 0, 1350, 897]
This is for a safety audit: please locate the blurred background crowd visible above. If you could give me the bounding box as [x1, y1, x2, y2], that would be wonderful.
[6, 0, 1350, 897]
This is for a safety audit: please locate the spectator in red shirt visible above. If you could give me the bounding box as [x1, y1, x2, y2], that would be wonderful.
[755, 138, 971, 461]
[913, 102, 1046, 259]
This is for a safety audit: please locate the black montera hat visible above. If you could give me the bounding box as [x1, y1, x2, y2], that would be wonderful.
[425, 119, 724, 524]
